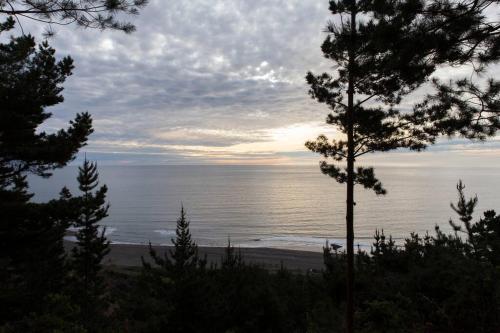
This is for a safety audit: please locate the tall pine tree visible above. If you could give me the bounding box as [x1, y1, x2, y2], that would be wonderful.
[69, 159, 110, 330]
[0, 0, 146, 325]
[306, 1, 500, 331]
[0, 22, 93, 324]
[306, 2, 436, 330]
[143, 206, 208, 333]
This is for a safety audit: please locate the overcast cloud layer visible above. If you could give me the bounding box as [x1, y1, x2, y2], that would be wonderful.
[10, 0, 500, 166]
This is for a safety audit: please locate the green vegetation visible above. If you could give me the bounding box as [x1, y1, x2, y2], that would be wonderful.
[112, 190, 500, 333]
[0, 23, 92, 328]
[4, 185, 498, 332]
[306, 0, 500, 330]
[2, 0, 500, 331]
[145, 205, 207, 274]
[68, 159, 111, 331]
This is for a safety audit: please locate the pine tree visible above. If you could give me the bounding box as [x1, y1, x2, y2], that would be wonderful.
[0, 23, 93, 324]
[408, 0, 500, 141]
[148, 206, 205, 274]
[69, 159, 110, 329]
[449, 180, 478, 239]
[0, 30, 92, 181]
[170, 206, 198, 270]
[0, 0, 145, 324]
[449, 181, 500, 265]
[222, 237, 243, 270]
[0, 0, 148, 34]
[306, 2, 438, 330]
[306, 1, 500, 331]
[471, 210, 500, 266]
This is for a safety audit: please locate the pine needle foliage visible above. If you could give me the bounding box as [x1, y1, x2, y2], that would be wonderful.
[147, 206, 205, 274]
[0, 23, 93, 325]
[222, 237, 243, 270]
[70, 159, 110, 329]
[449, 180, 478, 238]
[170, 206, 198, 269]
[0, 0, 148, 35]
[0, 29, 92, 181]
[307, 1, 500, 330]
[306, 2, 441, 329]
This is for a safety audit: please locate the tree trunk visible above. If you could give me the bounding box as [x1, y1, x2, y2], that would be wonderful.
[346, 2, 356, 333]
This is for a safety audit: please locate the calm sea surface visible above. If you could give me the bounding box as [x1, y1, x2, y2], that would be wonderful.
[28, 165, 500, 252]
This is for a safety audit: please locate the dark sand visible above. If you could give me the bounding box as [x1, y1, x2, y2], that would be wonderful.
[94, 243, 325, 272]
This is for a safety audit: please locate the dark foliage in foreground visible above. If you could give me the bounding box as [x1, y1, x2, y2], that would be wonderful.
[2, 181, 500, 332]
[68, 159, 111, 331]
[307, 0, 500, 329]
[0, 26, 112, 332]
[107, 188, 500, 333]
[0, 23, 92, 328]
[110, 187, 499, 332]
[145, 205, 207, 275]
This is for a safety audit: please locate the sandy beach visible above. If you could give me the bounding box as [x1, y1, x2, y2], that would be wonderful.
[88, 242, 325, 272]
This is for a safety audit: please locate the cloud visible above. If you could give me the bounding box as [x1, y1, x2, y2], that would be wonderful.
[8, 0, 500, 166]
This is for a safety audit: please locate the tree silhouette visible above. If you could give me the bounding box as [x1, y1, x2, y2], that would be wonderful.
[0, 0, 144, 325]
[147, 206, 205, 274]
[222, 237, 243, 270]
[306, 2, 435, 330]
[408, 0, 500, 141]
[306, 1, 500, 331]
[0, 32, 92, 181]
[471, 210, 500, 266]
[449, 181, 500, 266]
[169, 206, 199, 270]
[0, 24, 93, 324]
[0, 0, 148, 34]
[69, 159, 110, 330]
[449, 180, 478, 239]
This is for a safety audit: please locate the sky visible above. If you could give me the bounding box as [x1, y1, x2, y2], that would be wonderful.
[10, 0, 500, 167]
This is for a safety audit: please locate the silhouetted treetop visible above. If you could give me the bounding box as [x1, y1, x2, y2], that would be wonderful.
[0, 32, 93, 181]
[147, 206, 206, 274]
[307, 2, 500, 331]
[306, 0, 441, 196]
[412, 78, 500, 141]
[307, 0, 500, 196]
[70, 159, 110, 330]
[415, 0, 500, 67]
[449, 180, 478, 237]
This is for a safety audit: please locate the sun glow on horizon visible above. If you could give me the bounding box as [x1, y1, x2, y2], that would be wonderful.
[88, 121, 340, 165]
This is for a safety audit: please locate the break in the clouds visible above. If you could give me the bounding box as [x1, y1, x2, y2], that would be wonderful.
[11, 0, 500, 166]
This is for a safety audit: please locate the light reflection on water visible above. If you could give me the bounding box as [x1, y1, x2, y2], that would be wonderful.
[29, 165, 500, 252]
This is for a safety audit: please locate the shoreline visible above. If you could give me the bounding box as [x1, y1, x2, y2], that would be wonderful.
[65, 241, 326, 272]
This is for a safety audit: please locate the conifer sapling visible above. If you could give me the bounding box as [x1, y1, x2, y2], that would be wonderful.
[70, 159, 110, 326]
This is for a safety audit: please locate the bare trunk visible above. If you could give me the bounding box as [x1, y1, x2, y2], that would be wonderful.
[346, 3, 356, 333]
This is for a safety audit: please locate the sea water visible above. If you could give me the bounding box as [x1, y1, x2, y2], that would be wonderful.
[28, 165, 500, 252]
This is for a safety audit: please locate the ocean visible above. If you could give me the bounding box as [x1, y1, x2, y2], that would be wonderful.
[28, 165, 500, 252]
